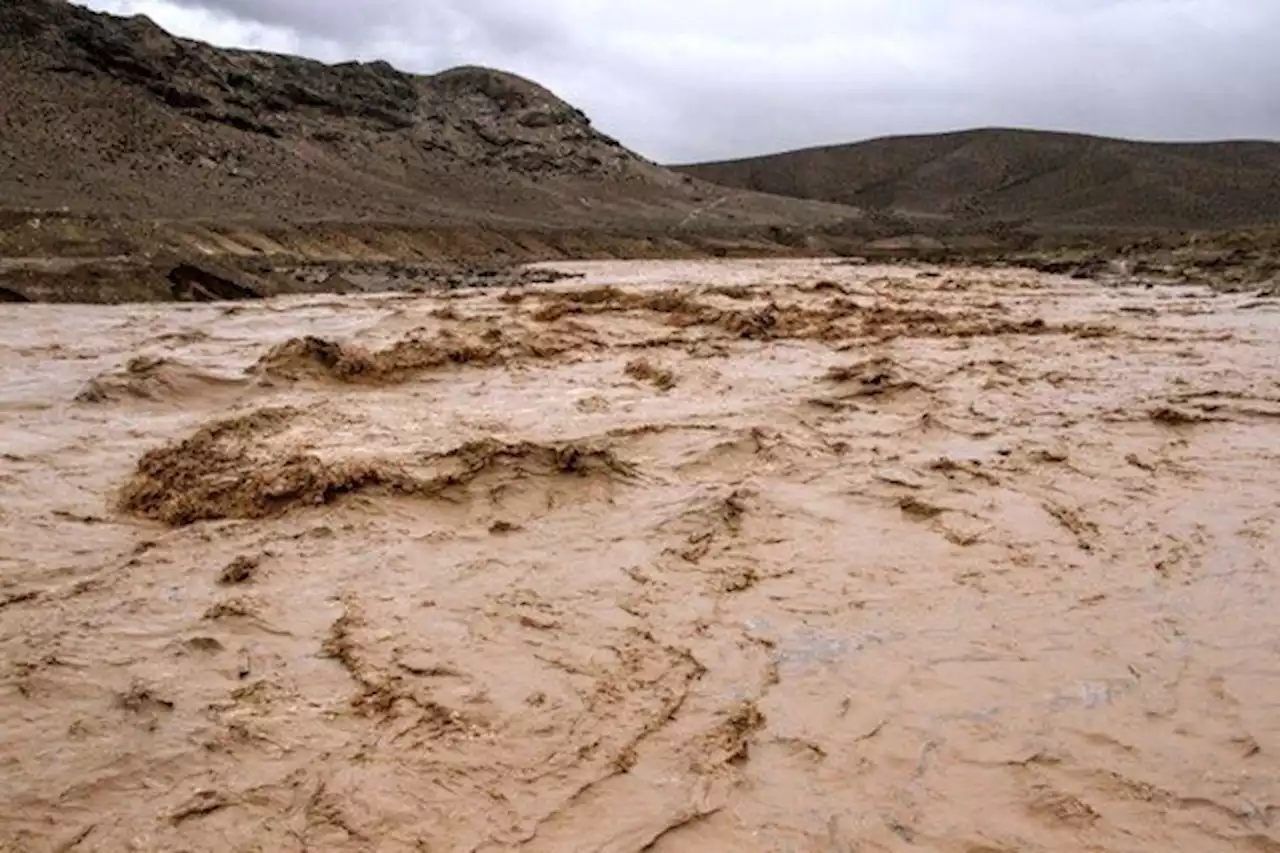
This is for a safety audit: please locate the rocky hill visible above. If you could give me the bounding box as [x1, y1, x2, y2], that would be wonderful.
[677, 128, 1280, 230]
[0, 0, 854, 231]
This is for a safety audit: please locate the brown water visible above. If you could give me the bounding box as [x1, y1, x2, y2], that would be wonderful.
[2, 259, 1279, 852]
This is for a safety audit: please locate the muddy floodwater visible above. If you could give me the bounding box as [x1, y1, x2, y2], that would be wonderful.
[2, 259, 1279, 852]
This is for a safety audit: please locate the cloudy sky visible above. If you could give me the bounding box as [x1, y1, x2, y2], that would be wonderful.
[76, 0, 1280, 163]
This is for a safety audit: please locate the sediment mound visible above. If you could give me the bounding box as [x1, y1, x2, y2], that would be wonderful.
[75, 356, 248, 404]
[250, 325, 580, 384]
[118, 408, 637, 525]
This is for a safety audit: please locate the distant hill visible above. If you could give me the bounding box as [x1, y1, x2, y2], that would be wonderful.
[0, 0, 854, 231]
[676, 128, 1280, 230]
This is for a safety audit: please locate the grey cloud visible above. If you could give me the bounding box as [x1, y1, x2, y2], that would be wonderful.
[78, 0, 1280, 162]
[168, 0, 569, 54]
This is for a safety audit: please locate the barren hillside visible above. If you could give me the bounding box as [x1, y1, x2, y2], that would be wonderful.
[0, 0, 855, 231]
[678, 128, 1280, 230]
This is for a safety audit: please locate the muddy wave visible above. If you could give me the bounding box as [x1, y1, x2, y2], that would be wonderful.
[118, 407, 637, 525]
[524, 285, 1105, 343]
[75, 356, 248, 404]
[250, 325, 582, 384]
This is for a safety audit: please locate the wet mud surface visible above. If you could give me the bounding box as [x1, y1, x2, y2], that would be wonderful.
[2, 259, 1279, 851]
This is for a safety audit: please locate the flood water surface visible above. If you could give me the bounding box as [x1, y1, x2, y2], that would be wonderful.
[2, 259, 1279, 852]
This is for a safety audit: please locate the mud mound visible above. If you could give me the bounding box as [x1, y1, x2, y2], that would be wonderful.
[118, 409, 637, 525]
[251, 326, 579, 384]
[75, 356, 248, 404]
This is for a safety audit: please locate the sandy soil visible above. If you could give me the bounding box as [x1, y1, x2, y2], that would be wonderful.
[2, 259, 1279, 852]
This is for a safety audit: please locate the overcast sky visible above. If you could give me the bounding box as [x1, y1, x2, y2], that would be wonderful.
[76, 0, 1280, 163]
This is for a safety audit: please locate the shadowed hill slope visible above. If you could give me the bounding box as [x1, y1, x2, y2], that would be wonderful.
[677, 128, 1280, 230]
